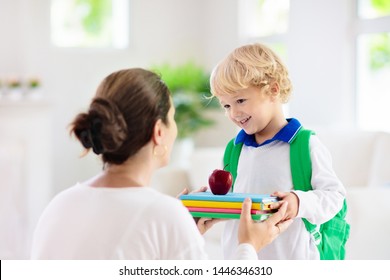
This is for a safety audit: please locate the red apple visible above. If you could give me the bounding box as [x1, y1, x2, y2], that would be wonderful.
[208, 166, 233, 195]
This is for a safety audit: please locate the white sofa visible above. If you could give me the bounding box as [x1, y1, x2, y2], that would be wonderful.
[154, 129, 390, 260]
[314, 129, 390, 260]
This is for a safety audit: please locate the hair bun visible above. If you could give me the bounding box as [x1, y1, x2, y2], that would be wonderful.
[70, 97, 128, 156]
[79, 129, 93, 149]
[89, 98, 128, 154]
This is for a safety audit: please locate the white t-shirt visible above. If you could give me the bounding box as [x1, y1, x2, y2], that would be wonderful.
[31, 184, 257, 260]
[222, 136, 346, 260]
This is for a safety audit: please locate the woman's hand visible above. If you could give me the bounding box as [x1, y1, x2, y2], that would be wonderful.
[176, 186, 224, 234]
[176, 186, 208, 199]
[238, 198, 293, 252]
[195, 217, 226, 235]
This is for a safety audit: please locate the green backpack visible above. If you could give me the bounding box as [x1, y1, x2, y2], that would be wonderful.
[223, 128, 350, 260]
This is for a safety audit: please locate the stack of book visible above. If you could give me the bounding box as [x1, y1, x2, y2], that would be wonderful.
[179, 192, 278, 221]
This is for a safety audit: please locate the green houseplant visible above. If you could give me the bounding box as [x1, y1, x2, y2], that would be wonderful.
[152, 61, 219, 139]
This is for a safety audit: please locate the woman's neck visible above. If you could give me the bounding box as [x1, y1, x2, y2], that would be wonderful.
[85, 154, 155, 188]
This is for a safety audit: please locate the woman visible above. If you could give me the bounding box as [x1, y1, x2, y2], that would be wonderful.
[31, 68, 292, 259]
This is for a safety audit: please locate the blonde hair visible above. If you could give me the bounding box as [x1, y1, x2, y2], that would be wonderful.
[210, 43, 292, 103]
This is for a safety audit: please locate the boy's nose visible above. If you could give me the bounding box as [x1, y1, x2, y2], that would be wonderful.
[229, 106, 241, 120]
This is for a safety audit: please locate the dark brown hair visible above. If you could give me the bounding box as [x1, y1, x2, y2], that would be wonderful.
[69, 68, 171, 164]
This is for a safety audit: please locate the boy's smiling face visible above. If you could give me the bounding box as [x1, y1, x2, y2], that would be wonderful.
[217, 85, 286, 143]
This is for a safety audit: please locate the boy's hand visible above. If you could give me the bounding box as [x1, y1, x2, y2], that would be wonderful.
[270, 191, 299, 220]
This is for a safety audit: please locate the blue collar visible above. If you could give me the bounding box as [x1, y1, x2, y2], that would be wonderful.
[234, 118, 302, 147]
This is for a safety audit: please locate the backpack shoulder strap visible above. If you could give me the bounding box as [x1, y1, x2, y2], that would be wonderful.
[290, 129, 322, 244]
[223, 138, 243, 191]
[290, 129, 315, 192]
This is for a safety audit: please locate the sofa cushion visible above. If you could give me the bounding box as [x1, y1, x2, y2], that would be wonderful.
[368, 132, 390, 187]
[315, 129, 379, 188]
[345, 187, 390, 259]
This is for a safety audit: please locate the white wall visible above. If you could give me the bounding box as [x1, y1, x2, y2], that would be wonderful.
[288, 0, 355, 128]
[0, 0, 358, 195]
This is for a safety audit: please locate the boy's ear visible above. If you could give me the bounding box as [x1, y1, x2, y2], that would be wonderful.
[270, 82, 280, 95]
[152, 119, 164, 145]
[269, 82, 280, 101]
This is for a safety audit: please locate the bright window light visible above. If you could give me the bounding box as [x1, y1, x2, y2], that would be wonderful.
[357, 32, 390, 131]
[358, 0, 390, 19]
[239, 0, 289, 39]
[51, 0, 129, 49]
[356, 0, 390, 132]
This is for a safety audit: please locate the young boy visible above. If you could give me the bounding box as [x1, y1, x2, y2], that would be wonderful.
[210, 43, 347, 259]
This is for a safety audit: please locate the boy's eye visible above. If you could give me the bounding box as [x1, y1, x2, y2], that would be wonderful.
[237, 99, 245, 104]
[223, 104, 230, 109]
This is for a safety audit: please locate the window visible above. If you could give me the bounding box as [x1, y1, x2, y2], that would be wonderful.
[51, 0, 129, 49]
[239, 0, 289, 39]
[358, 0, 390, 18]
[356, 0, 390, 131]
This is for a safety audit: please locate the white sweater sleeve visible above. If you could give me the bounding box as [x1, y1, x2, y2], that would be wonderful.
[235, 243, 258, 259]
[293, 135, 346, 224]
